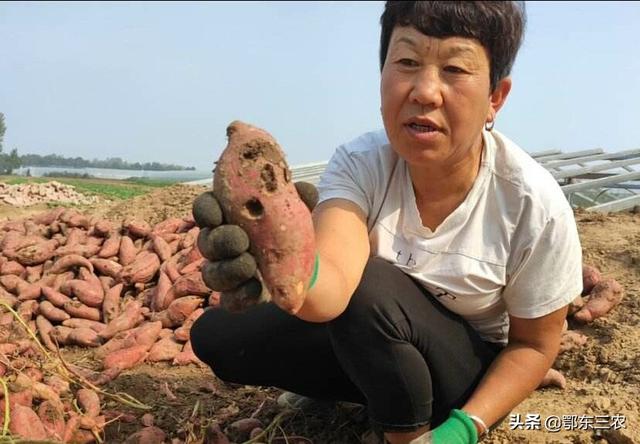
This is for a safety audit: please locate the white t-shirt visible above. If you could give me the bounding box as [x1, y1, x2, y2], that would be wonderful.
[317, 129, 583, 344]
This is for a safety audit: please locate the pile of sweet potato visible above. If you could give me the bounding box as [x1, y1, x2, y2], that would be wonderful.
[1, 207, 219, 442]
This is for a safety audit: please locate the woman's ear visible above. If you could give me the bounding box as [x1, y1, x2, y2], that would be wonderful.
[488, 77, 512, 122]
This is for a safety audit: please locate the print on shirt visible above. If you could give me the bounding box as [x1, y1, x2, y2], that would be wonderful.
[394, 249, 417, 268]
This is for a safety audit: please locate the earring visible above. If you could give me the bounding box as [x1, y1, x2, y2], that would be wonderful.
[485, 119, 495, 132]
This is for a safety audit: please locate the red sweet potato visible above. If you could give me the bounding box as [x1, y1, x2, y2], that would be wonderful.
[63, 318, 106, 332]
[213, 121, 316, 313]
[174, 307, 204, 342]
[65, 213, 90, 229]
[573, 278, 624, 323]
[39, 300, 71, 322]
[32, 207, 65, 226]
[77, 388, 101, 417]
[52, 271, 75, 292]
[180, 226, 200, 250]
[44, 375, 70, 396]
[119, 235, 138, 266]
[568, 295, 585, 316]
[163, 256, 182, 283]
[94, 321, 161, 359]
[103, 344, 149, 371]
[102, 283, 122, 323]
[152, 234, 172, 262]
[62, 415, 81, 443]
[126, 219, 151, 238]
[63, 300, 102, 321]
[49, 254, 94, 274]
[91, 258, 123, 278]
[173, 340, 205, 366]
[15, 240, 57, 266]
[93, 219, 113, 237]
[37, 400, 66, 440]
[42, 286, 72, 307]
[61, 279, 104, 307]
[582, 264, 601, 295]
[166, 296, 203, 325]
[0, 260, 25, 276]
[0, 288, 18, 308]
[180, 257, 206, 275]
[147, 336, 183, 362]
[0, 343, 18, 354]
[124, 426, 166, 444]
[50, 326, 74, 346]
[55, 243, 101, 258]
[0, 274, 23, 293]
[17, 300, 39, 322]
[9, 404, 48, 440]
[25, 264, 43, 283]
[16, 281, 42, 301]
[68, 327, 102, 347]
[118, 251, 161, 285]
[98, 233, 122, 258]
[173, 272, 210, 297]
[98, 275, 115, 293]
[98, 300, 144, 340]
[152, 217, 183, 235]
[150, 271, 171, 312]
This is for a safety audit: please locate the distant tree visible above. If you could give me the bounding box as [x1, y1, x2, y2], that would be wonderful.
[0, 113, 5, 151]
[0, 147, 21, 175]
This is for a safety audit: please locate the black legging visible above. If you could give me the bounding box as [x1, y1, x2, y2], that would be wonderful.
[191, 257, 502, 432]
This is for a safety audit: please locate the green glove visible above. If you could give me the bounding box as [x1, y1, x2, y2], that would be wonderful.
[430, 410, 478, 444]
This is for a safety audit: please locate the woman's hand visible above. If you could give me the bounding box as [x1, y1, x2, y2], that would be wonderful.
[192, 183, 319, 312]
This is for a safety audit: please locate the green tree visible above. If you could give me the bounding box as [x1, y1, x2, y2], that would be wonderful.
[0, 113, 5, 151]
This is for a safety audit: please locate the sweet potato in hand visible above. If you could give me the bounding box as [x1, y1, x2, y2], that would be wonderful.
[209, 121, 316, 314]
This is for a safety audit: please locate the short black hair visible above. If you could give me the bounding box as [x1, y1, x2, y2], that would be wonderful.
[379, 1, 526, 91]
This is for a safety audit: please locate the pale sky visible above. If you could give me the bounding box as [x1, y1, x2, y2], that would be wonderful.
[2, 1, 639, 171]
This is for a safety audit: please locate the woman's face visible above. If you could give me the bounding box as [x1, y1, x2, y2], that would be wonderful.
[380, 26, 510, 168]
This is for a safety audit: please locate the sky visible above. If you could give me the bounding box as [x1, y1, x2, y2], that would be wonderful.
[1, 1, 639, 171]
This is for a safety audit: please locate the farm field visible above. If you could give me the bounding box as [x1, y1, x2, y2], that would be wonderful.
[0, 177, 639, 443]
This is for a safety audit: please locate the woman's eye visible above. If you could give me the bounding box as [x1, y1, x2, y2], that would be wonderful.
[444, 65, 467, 74]
[397, 58, 419, 67]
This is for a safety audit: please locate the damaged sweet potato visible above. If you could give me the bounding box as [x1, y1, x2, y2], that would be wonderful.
[197, 122, 315, 313]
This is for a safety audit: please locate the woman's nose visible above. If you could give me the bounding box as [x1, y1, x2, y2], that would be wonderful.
[408, 68, 444, 110]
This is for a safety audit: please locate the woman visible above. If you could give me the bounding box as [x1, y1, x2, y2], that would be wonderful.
[191, 2, 583, 443]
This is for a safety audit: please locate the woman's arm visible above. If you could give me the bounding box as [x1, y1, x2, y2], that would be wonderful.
[294, 198, 371, 323]
[460, 304, 569, 434]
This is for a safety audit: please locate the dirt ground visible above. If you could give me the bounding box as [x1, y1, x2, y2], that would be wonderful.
[1, 184, 639, 444]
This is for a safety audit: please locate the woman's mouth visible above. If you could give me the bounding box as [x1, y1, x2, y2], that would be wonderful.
[407, 122, 438, 133]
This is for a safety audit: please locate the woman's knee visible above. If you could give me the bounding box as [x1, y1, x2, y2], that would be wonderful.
[329, 257, 409, 333]
[190, 308, 216, 363]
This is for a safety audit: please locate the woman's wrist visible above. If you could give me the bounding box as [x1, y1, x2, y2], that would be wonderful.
[463, 411, 488, 438]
